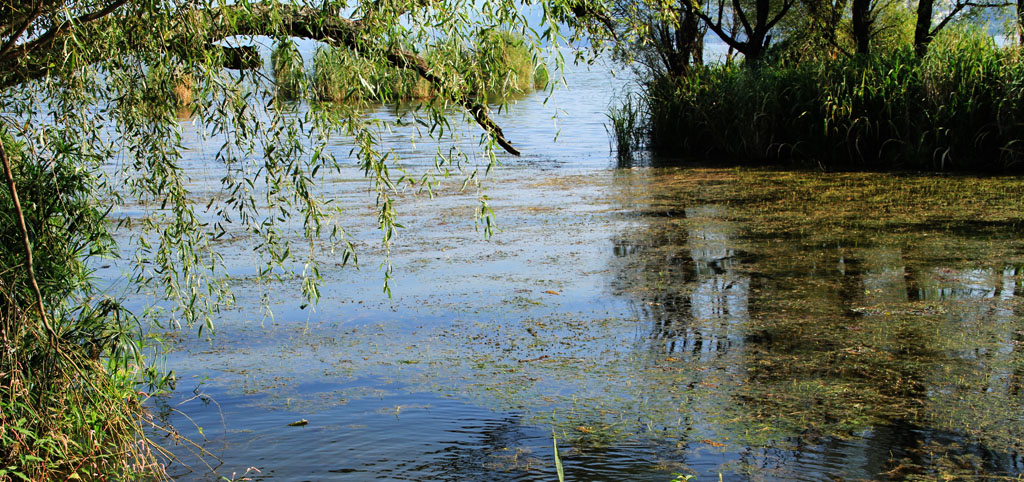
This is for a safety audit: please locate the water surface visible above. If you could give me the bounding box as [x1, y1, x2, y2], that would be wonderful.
[127, 62, 1024, 481]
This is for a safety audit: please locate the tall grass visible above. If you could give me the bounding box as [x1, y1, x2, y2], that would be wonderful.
[607, 94, 644, 166]
[0, 132, 165, 480]
[630, 27, 1024, 171]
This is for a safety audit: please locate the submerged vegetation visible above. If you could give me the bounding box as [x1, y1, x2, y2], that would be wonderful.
[604, 169, 1024, 478]
[161, 166, 1024, 479]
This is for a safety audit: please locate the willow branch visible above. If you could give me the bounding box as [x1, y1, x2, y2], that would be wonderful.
[0, 1, 522, 156]
[385, 50, 521, 155]
[0, 135, 58, 345]
[930, 0, 1013, 37]
[0, 0, 42, 60]
[0, 0, 129, 63]
[194, 2, 520, 155]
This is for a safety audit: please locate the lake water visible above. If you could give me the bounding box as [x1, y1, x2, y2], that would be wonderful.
[121, 59, 1024, 481]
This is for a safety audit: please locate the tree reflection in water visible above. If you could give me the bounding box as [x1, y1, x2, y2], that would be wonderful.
[606, 169, 1024, 479]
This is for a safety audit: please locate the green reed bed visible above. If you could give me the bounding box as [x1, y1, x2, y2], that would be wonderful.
[312, 46, 379, 103]
[606, 94, 643, 166]
[312, 44, 443, 103]
[625, 29, 1024, 171]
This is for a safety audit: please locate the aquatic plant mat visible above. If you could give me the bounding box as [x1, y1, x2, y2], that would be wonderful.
[152, 168, 1024, 480]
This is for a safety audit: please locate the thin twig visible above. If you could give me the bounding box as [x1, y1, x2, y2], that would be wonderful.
[0, 134, 59, 344]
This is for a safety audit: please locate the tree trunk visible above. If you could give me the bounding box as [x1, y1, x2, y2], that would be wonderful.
[1018, 0, 1024, 45]
[676, 1, 704, 72]
[914, 0, 933, 57]
[744, 27, 767, 66]
[851, 0, 871, 54]
[656, 1, 704, 77]
[683, 2, 704, 66]
[744, 40, 765, 65]
[694, 0, 792, 67]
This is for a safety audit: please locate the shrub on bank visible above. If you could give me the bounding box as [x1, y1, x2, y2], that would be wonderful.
[630, 28, 1024, 171]
[0, 132, 163, 480]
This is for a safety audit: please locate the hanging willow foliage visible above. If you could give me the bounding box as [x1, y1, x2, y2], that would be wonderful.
[0, 0, 615, 477]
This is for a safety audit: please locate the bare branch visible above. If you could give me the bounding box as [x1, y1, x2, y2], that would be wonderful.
[930, 0, 1013, 36]
[731, 0, 754, 37]
[694, 8, 746, 51]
